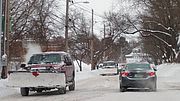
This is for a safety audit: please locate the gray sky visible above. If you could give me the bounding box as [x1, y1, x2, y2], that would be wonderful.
[59, 0, 139, 40]
[73, 0, 117, 38]
[86, 0, 114, 15]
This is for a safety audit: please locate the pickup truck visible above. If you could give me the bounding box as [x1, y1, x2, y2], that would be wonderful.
[8, 51, 75, 96]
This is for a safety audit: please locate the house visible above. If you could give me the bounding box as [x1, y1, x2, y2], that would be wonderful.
[125, 46, 151, 63]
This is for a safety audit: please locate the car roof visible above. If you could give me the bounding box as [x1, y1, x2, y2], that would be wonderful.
[126, 62, 150, 65]
[103, 61, 115, 63]
[32, 51, 69, 55]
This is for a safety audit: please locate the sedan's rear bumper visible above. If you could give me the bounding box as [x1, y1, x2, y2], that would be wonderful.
[121, 77, 156, 88]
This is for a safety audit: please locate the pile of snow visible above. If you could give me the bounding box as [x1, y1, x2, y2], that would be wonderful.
[74, 60, 105, 81]
[74, 60, 91, 72]
[157, 63, 180, 77]
[0, 79, 7, 87]
[0, 79, 18, 98]
[157, 63, 180, 82]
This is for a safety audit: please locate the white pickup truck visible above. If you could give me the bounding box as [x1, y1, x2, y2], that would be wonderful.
[8, 51, 75, 96]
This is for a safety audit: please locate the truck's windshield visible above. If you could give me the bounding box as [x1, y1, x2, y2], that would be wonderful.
[28, 54, 61, 64]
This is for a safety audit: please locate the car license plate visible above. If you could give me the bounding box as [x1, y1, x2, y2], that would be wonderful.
[134, 74, 143, 78]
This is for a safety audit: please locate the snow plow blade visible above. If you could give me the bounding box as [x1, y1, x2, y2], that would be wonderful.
[7, 71, 66, 88]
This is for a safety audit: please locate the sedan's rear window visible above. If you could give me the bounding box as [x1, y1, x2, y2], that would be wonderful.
[126, 63, 151, 70]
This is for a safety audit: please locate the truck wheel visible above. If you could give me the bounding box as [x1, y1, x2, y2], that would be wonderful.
[69, 81, 75, 91]
[58, 87, 66, 94]
[37, 89, 43, 93]
[20, 87, 29, 96]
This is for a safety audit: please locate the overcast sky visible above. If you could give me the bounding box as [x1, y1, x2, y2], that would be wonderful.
[71, 0, 117, 38]
[59, 0, 139, 40]
[86, 0, 114, 15]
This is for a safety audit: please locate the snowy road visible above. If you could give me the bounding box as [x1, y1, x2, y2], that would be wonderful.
[1, 64, 180, 101]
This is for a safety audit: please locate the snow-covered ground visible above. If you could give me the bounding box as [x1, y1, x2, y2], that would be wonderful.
[1, 63, 180, 100]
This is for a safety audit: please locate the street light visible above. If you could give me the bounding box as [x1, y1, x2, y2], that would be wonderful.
[70, 1, 90, 6]
[65, 0, 89, 52]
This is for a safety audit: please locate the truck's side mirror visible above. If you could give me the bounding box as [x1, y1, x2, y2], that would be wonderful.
[153, 68, 157, 71]
[65, 61, 72, 66]
[20, 64, 26, 68]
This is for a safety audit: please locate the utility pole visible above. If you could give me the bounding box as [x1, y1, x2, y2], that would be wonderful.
[104, 24, 105, 38]
[64, 1, 89, 52]
[65, 0, 69, 52]
[103, 24, 106, 61]
[0, 0, 2, 79]
[90, 9, 94, 70]
[1, 0, 9, 79]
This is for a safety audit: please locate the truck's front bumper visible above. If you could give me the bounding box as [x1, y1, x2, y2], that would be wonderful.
[7, 72, 66, 88]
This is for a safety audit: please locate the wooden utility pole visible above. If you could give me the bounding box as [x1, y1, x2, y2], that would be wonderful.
[103, 24, 106, 61]
[1, 0, 10, 79]
[64, 1, 89, 52]
[90, 9, 94, 70]
[65, 0, 69, 52]
[104, 24, 105, 38]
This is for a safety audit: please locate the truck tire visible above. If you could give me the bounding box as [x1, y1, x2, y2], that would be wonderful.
[37, 89, 43, 93]
[69, 81, 75, 91]
[58, 87, 66, 94]
[20, 87, 29, 96]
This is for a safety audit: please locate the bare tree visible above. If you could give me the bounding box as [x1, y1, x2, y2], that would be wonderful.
[9, 0, 64, 61]
[132, 0, 180, 62]
[114, 0, 180, 63]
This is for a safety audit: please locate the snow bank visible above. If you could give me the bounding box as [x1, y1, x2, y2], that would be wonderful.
[157, 63, 180, 77]
[74, 60, 104, 81]
[0, 79, 18, 98]
[74, 60, 91, 72]
[0, 79, 7, 87]
[157, 63, 180, 82]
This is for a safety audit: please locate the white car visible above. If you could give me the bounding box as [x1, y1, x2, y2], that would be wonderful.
[102, 61, 117, 68]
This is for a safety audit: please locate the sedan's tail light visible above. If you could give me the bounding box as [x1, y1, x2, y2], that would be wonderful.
[120, 71, 129, 77]
[148, 72, 155, 77]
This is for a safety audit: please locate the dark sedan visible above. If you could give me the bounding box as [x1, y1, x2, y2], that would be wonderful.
[119, 63, 157, 92]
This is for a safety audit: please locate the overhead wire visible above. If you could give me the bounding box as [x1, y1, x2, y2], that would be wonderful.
[73, 4, 105, 19]
[54, 0, 107, 34]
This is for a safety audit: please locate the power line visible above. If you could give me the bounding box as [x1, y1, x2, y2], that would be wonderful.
[73, 4, 105, 19]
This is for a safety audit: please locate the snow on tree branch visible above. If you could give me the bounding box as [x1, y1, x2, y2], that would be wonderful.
[144, 21, 175, 32]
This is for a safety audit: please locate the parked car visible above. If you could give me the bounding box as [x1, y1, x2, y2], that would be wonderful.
[119, 62, 157, 92]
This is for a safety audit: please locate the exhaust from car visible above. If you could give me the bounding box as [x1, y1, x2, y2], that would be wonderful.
[25, 43, 42, 63]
